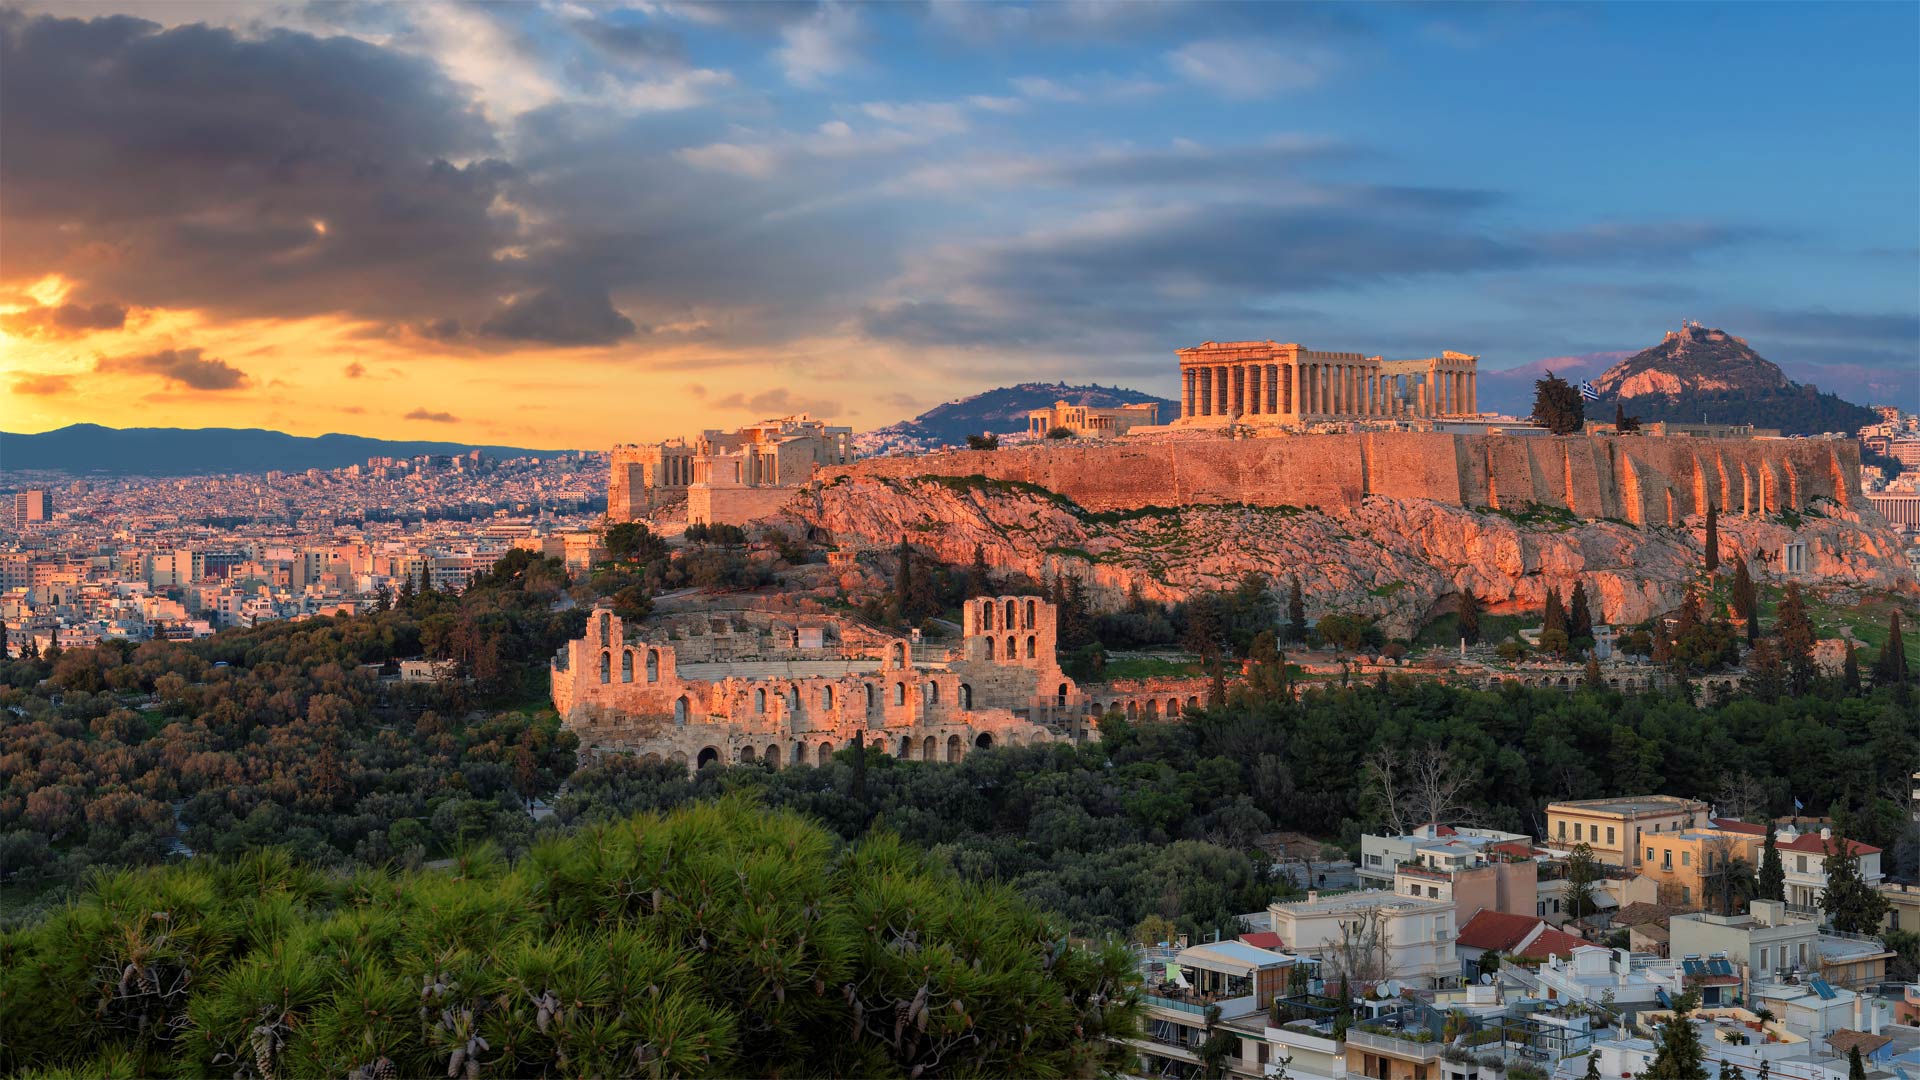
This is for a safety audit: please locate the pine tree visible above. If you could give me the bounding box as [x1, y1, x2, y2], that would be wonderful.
[1458, 590, 1483, 646]
[1758, 823, 1785, 902]
[1774, 582, 1815, 695]
[1821, 838, 1891, 934]
[1207, 653, 1228, 709]
[1644, 993, 1707, 1080]
[1704, 503, 1719, 574]
[1287, 577, 1308, 644]
[398, 569, 416, 603]
[1586, 1052, 1602, 1080]
[1570, 581, 1593, 644]
[1532, 372, 1586, 435]
[1730, 556, 1759, 643]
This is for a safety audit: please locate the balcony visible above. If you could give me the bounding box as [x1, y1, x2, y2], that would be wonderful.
[1346, 1027, 1444, 1062]
[1144, 984, 1260, 1019]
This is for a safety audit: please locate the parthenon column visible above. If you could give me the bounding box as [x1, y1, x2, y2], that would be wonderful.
[1182, 371, 1194, 419]
[1284, 364, 1296, 416]
[1213, 365, 1226, 416]
[1468, 371, 1477, 415]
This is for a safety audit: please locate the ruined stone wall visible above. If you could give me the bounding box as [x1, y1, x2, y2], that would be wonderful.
[824, 434, 1859, 521]
[688, 485, 801, 526]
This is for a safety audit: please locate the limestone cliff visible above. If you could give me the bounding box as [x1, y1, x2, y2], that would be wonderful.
[778, 475, 1912, 638]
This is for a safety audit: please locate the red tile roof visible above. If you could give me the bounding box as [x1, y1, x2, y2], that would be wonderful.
[1457, 910, 1544, 952]
[1239, 932, 1286, 951]
[1489, 841, 1539, 858]
[1710, 818, 1767, 836]
[1516, 929, 1590, 960]
[1779, 833, 1881, 856]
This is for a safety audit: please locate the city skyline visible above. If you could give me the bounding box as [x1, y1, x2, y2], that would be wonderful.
[2, 1, 1916, 449]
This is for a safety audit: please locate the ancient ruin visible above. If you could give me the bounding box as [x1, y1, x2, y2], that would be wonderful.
[1025, 399, 1161, 439]
[552, 596, 1208, 768]
[1175, 340, 1479, 426]
[609, 415, 853, 526]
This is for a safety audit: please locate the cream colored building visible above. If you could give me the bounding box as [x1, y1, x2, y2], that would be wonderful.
[1175, 340, 1479, 427]
[1025, 399, 1160, 439]
[1545, 795, 1709, 868]
[1265, 889, 1458, 989]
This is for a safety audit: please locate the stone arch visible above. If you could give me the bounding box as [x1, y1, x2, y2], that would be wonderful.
[946, 734, 962, 762]
[764, 743, 782, 767]
[980, 600, 994, 630]
[891, 642, 908, 667]
[1146, 700, 1160, 719]
[899, 735, 914, 759]
[599, 612, 611, 643]
[823, 685, 835, 710]
[893, 681, 906, 706]
[755, 687, 767, 712]
[674, 696, 689, 724]
[1005, 634, 1016, 659]
[1004, 598, 1016, 626]
[789, 685, 801, 712]
[1025, 635, 1036, 659]
[1125, 700, 1138, 717]
[738, 745, 756, 763]
[1558, 676, 1570, 689]
[985, 636, 996, 659]
[819, 740, 833, 762]
[974, 732, 994, 750]
[924, 680, 939, 706]
[696, 746, 720, 769]
[599, 650, 611, 683]
[670, 750, 688, 767]
[1167, 697, 1179, 716]
[646, 649, 659, 682]
[621, 650, 634, 682]
[792, 743, 809, 767]
[959, 684, 973, 708]
[1026, 598, 1037, 628]
[1058, 683, 1070, 707]
[641, 752, 663, 765]
[1186, 696, 1199, 710]
[922, 735, 936, 760]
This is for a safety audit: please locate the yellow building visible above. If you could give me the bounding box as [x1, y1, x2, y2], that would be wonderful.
[1545, 796, 1709, 868]
[1635, 821, 1764, 911]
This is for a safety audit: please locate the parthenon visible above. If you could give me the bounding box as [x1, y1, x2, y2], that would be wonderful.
[1174, 340, 1479, 426]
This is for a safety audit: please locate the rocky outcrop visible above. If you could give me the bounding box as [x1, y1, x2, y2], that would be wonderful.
[777, 475, 1913, 638]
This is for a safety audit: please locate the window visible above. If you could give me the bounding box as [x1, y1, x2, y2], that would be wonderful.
[1758, 947, 1768, 971]
[1025, 635, 1036, 659]
[1681, 851, 1691, 867]
[1647, 846, 1655, 861]
[755, 688, 766, 712]
[1573, 823, 1583, 841]
[1409, 883, 1420, 895]
[1026, 599, 1037, 628]
[1681, 886, 1691, 905]
[1662, 850, 1672, 870]
[1552, 899, 1561, 913]
[1538, 901, 1546, 916]
[1367, 854, 1383, 866]
[1428, 887, 1439, 899]
[1558, 821, 1567, 839]
[1796, 855, 1807, 873]
[1607, 827, 1615, 844]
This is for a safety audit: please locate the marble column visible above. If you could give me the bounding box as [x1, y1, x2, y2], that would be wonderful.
[1216, 365, 1229, 416]
[1183, 371, 1195, 419]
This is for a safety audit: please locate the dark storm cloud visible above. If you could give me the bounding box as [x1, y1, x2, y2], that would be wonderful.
[1739, 308, 1920, 344]
[95, 347, 251, 390]
[479, 285, 638, 346]
[0, 299, 128, 337]
[0, 10, 511, 327]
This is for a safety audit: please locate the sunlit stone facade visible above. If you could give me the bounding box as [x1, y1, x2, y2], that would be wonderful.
[1175, 340, 1479, 426]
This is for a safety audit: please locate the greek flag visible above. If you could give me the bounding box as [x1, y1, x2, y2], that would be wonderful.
[1579, 381, 1600, 403]
[1794, 796, 1804, 811]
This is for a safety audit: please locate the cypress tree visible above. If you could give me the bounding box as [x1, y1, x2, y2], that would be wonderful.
[1758, 823, 1785, 901]
[1842, 643, 1861, 696]
[1774, 582, 1814, 695]
[1543, 587, 1567, 636]
[1287, 577, 1308, 644]
[1584, 653, 1604, 688]
[1458, 589, 1483, 646]
[1644, 993, 1707, 1080]
[893, 537, 913, 621]
[1730, 557, 1758, 643]
[1849, 1046, 1866, 1080]
[965, 543, 992, 599]
[1704, 503, 1719, 574]
[1570, 581, 1593, 644]
[1872, 610, 1909, 695]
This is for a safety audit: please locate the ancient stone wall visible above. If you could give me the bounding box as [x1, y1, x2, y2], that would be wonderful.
[823, 433, 1859, 522]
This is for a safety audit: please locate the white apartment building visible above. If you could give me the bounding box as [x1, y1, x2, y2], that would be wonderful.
[1264, 890, 1459, 989]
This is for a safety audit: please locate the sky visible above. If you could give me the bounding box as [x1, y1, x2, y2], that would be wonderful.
[2, 1, 1916, 450]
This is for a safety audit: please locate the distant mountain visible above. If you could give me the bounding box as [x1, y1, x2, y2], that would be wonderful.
[0, 424, 577, 476]
[1589, 323, 1877, 435]
[857, 382, 1177, 454]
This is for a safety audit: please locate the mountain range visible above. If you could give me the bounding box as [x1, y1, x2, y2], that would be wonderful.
[0, 424, 575, 477]
[856, 382, 1176, 453]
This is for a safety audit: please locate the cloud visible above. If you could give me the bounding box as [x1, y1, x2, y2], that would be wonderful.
[776, 4, 859, 86]
[0, 298, 127, 337]
[405, 407, 459, 423]
[710, 387, 842, 416]
[95, 347, 251, 390]
[675, 141, 781, 178]
[343, 361, 367, 378]
[1169, 39, 1336, 99]
[10, 372, 74, 396]
[479, 285, 637, 346]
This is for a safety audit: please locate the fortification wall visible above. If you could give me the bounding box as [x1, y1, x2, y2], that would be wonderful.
[823, 434, 1860, 522]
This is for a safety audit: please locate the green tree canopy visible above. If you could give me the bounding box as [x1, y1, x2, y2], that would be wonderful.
[1532, 373, 1585, 435]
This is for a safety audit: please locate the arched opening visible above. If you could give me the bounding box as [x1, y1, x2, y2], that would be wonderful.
[1125, 700, 1138, 717]
[789, 686, 801, 712]
[670, 751, 688, 767]
[893, 682, 906, 706]
[974, 732, 994, 750]
[1005, 635, 1015, 659]
[980, 600, 994, 630]
[641, 752, 662, 765]
[738, 745, 756, 763]
[947, 734, 962, 761]
[646, 649, 659, 682]
[924, 681, 938, 706]
[599, 651, 611, 683]
[1146, 700, 1160, 719]
[1004, 598, 1016, 626]
[1057, 684, 1069, 707]
[696, 746, 720, 769]
[599, 612, 611, 642]
[674, 696, 689, 724]
[1026, 599, 1037, 628]
[923, 735, 936, 760]
[823, 685, 835, 710]
[1025, 635, 1036, 659]
[818, 740, 833, 762]
[755, 688, 767, 712]
[1167, 697, 1179, 716]
[959, 684, 973, 708]
[621, 651, 634, 682]
[865, 683, 876, 709]
[899, 735, 913, 759]
[985, 636, 995, 660]
[764, 744, 781, 767]
[1558, 676, 1570, 689]
[891, 642, 907, 667]
[1186, 696, 1199, 710]
[793, 743, 809, 767]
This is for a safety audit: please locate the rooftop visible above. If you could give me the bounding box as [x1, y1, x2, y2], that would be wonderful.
[1548, 795, 1704, 817]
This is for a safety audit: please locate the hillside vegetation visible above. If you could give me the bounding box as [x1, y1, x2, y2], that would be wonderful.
[0, 799, 1140, 1079]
